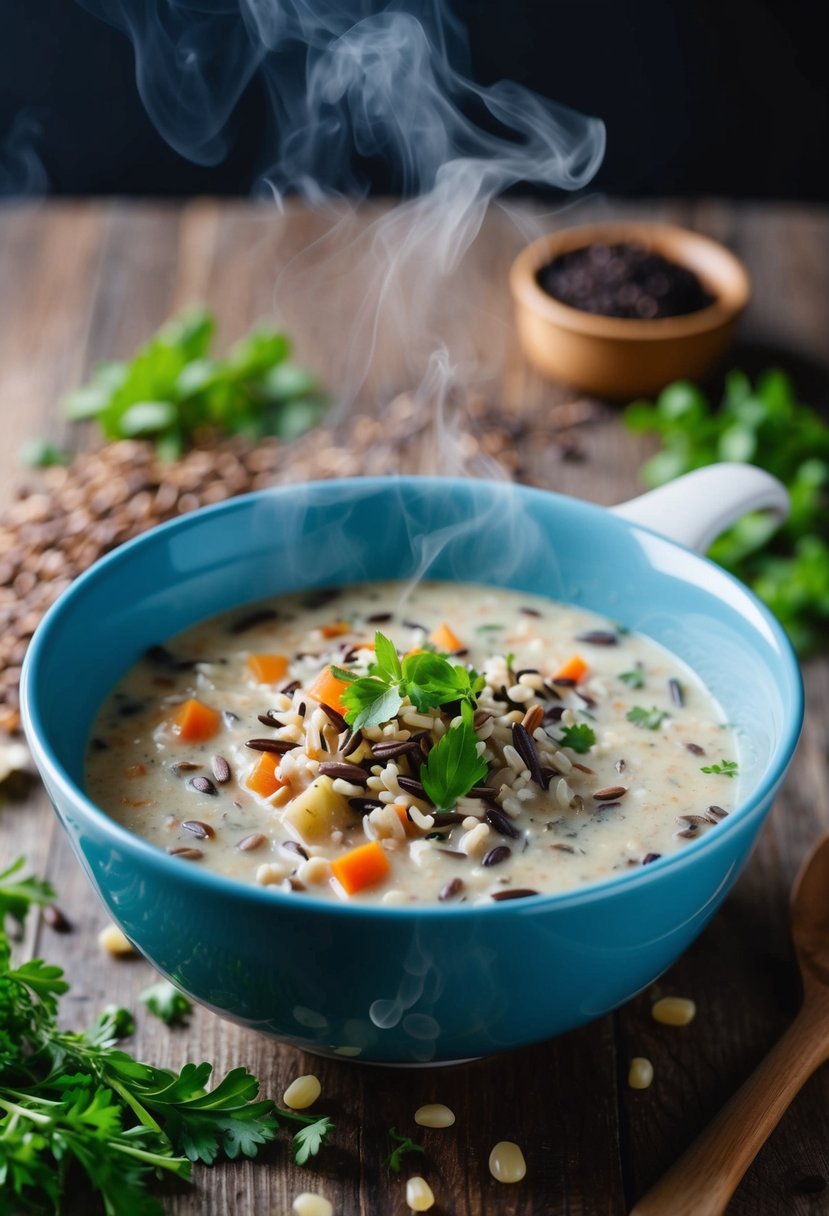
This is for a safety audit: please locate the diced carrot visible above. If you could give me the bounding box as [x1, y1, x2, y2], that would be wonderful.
[171, 698, 220, 742]
[320, 621, 351, 638]
[246, 751, 286, 800]
[553, 654, 588, 684]
[394, 803, 411, 832]
[306, 666, 351, 715]
[246, 653, 289, 683]
[330, 840, 391, 895]
[404, 647, 425, 659]
[429, 623, 463, 653]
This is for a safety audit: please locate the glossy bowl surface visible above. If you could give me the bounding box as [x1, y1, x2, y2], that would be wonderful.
[21, 477, 801, 1063]
[510, 222, 751, 398]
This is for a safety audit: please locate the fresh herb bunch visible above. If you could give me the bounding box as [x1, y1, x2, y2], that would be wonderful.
[0, 867, 333, 1214]
[63, 308, 327, 460]
[332, 633, 487, 813]
[626, 370, 829, 654]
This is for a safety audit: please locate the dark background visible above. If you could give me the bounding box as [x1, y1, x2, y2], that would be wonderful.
[1, 0, 827, 199]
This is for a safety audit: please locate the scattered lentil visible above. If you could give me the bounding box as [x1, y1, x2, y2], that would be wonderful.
[414, 1103, 456, 1129]
[405, 1176, 435, 1212]
[489, 1140, 527, 1184]
[292, 1194, 333, 1216]
[628, 1057, 654, 1089]
[651, 996, 696, 1027]
[98, 923, 134, 956]
[283, 1074, 322, 1110]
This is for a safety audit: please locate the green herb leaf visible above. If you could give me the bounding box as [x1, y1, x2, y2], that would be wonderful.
[63, 308, 325, 456]
[618, 668, 645, 690]
[0, 856, 56, 930]
[140, 980, 193, 1026]
[626, 706, 668, 731]
[0, 861, 322, 1216]
[625, 369, 829, 654]
[700, 759, 739, 778]
[557, 723, 596, 754]
[384, 1127, 425, 1174]
[419, 718, 487, 813]
[292, 1116, 335, 1165]
[340, 679, 403, 731]
[372, 631, 403, 682]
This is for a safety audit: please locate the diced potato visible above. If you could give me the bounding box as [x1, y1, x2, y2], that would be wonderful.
[283, 776, 353, 845]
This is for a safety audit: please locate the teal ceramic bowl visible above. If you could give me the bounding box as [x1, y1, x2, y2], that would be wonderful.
[21, 467, 802, 1064]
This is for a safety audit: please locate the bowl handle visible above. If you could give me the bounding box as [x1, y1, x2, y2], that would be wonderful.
[610, 463, 790, 554]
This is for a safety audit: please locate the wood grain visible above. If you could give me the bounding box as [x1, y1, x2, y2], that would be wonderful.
[0, 199, 827, 1215]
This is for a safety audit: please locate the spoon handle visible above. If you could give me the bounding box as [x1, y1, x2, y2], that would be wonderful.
[630, 997, 829, 1216]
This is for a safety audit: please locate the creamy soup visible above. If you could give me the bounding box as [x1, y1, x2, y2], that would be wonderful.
[86, 581, 741, 905]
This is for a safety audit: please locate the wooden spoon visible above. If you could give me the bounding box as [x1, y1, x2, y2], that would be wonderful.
[631, 832, 829, 1216]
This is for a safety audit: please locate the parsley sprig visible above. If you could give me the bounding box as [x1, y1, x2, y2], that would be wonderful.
[700, 759, 739, 778]
[626, 706, 668, 731]
[0, 871, 334, 1214]
[332, 632, 489, 812]
[0, 856, 55, 932]
[556, 723, 596, 754]
[331, 631, 485, 731]
[384, 1127, 425, 1173]
[140, 980, 192, 1027]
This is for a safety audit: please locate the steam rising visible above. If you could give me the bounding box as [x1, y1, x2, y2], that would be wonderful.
[0, 111, 48, 196]
[77, 0, 604, 409]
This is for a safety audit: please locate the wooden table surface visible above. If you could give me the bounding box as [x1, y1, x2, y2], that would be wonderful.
[2, 198, 829, 1215]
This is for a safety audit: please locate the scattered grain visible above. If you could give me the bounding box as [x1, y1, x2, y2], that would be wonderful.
[283, 1074, 321, 1110]
[652, 996, 696, 1026]
[489, 1140, 527, 1183]
[628, 1057, 654, 1089]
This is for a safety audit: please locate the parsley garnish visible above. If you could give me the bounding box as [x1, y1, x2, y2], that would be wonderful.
[333, 632, 485, 730]
[385, 1127, 425, 1173]
[618, 669, 645, 690]
[700, 759, 739, 778]
[420, 705, 488, 813]
[0, 868, 334, 1215]
[626, 706, 668, 731]
[140, 979, 193, 1026]
[557, 723, 596, 754]
[0, 856, 55, 931]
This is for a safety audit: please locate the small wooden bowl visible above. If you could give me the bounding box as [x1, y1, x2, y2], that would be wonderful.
[510, 222, 751, 399]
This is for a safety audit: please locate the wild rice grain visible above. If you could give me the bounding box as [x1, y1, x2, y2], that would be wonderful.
[167, 847, 204, 860]
[575, 630, 617, 646]
[491, 888, 539, 901]
[189, 775, 217, 796]
[211, 755, 231, 784]
[237, 833, 266, 852]
[641, 852, 661, 865]
[170, 760, 201, 776]
[706, 805, 728, 820]
[43, 904, 72, 932]
[482, 845, 511, 867]
[318, 761, 369, 784]
[593, 786, 627, 801]
[439, 877, 465, 900]
[245, 738, 299, 754]
[181, 819, 215, 840]
[485, 807, 521, 839]
[668, 678, 684, 707]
